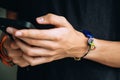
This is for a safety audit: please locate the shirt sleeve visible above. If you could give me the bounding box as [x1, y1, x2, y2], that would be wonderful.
[0, 0, 18, 12]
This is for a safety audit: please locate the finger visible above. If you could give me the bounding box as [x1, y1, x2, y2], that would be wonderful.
[7, 48, 29, 67]
[6, 18, 63, 40]
[3, 36, 19, 50]
[18, 37, 59, 50]
[36, 13, 72, 28]
[15, 38, 55, 56]
[3, 36, 13, 50]
[23, 55, 53, 66]
[7, 49, 23, 58]
[14, 27, 69, 41]
[14, 29, 58, 40]
[6, 27, 18, 35]
[10, 41, 19, 49]
[13, 57, 29, 67]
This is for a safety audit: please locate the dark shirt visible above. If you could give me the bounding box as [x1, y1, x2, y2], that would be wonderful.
[0, 0, 120, 80]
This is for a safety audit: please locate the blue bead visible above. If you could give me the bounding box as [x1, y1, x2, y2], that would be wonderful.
[82, 30, 93, 38]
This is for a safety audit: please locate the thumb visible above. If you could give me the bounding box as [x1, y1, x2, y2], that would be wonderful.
[36, 13, 72, 28]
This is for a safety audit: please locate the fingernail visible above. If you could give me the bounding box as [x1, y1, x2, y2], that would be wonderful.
[37, 17, 44, 23]
[15, 31, 22, 36]
[6, 27, 13, 33]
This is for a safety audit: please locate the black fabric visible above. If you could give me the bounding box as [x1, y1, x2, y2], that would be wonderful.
[0, 0, 120, 80]
[0, 0, 18, 11]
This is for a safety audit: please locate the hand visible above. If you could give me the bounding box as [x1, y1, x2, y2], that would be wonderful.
[7, 13, 88, 66]
[3, 36, 29, 67]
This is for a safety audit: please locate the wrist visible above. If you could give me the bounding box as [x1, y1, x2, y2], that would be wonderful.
[74, 30, 95, 61]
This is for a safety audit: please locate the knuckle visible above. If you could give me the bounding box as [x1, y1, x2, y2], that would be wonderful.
[46, 13, 67, 25]
[54, 35, 62, 41]
[8, 53, 13, 58]
[59, 16, 69, 25]
[46, 13, 54, 17]
[30, 64, 35, 66]
[19, 65, 26, 68]
[28, 40, 35, 44]
[19, 64, 28, 68]
[59, 16, 66, 20]
[47, 13, 55, 23]
[29, 61, 36, 66]
[10, 43, 19, 49]
[8, 52, 16, 58]
[49, 51, 57, 56]
[51, 44, 60, 50]
[22, 29, 29, 36]
[26, 50, 34, 56]
[13, 60, 19, 64]
[50, 46, 56, 50]
[48, 57, 54, 62]
[49, 53, 55, 56]
[52, 51, 57, 55]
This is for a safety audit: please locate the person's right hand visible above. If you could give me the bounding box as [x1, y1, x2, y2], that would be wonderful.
[3, 36, 29, 67]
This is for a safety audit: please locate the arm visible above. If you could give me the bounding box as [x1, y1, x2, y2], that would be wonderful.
[6, 13, 120, 68]
[85, 39, 120, 68]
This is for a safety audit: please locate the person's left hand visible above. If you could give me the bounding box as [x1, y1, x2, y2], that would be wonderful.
[7, 13, 88, 66]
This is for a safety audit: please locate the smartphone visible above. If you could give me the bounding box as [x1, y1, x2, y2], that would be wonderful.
[0, 17, 54, 32]
[0, 17, 36, 33]
[0, 17, 54, 39]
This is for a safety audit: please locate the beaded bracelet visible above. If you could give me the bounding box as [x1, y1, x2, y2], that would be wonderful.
[74, 30, 96, 61]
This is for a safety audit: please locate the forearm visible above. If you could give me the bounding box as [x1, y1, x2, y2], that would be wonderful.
[85, 39, 120, 68]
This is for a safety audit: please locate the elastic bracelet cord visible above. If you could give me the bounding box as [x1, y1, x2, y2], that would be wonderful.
[74, 30, 95, 61]
[74, 46, 91, 61]
[0, 35, 14, 66]
[81, 46, 91, 59]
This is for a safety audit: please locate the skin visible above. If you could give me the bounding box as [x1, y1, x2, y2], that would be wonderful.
[4, 11, 29, 67]
[3, 11, 120, 68]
